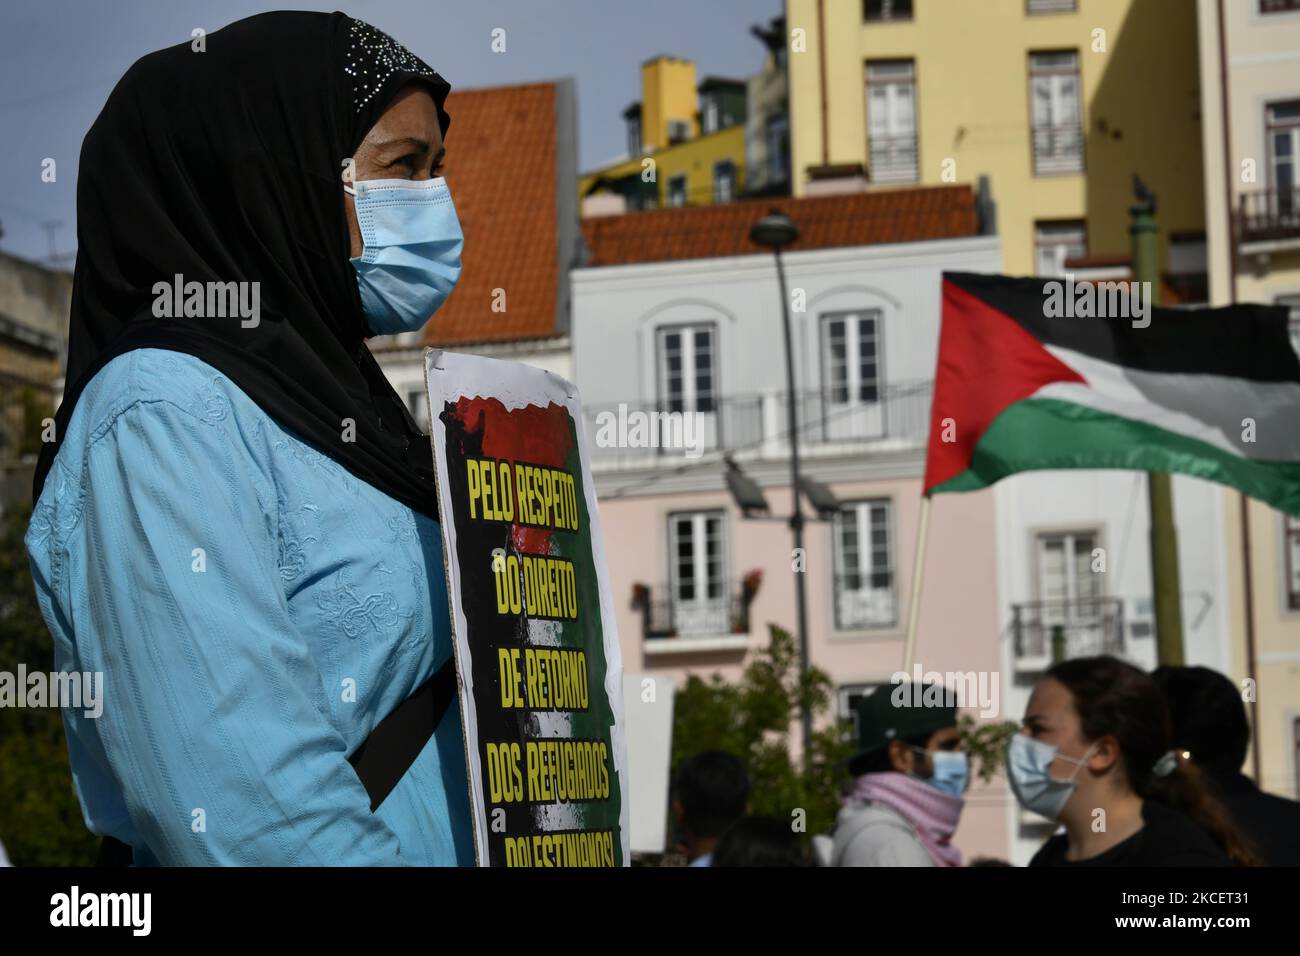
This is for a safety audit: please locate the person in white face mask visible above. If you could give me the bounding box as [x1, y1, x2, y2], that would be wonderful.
[827, 682, 968, 867]
[1011, 656, 1256, 867]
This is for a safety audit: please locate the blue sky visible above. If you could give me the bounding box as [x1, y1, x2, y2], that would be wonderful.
[0, 0, 781, 265]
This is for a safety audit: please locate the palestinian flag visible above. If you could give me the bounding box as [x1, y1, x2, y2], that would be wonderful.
[924, 272, 1300, 515]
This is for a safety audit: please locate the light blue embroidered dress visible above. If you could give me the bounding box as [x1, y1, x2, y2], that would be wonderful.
[25, 347, 474, 865]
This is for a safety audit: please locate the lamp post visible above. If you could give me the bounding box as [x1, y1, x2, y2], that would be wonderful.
[1130, 179, 1184, 665]
[749, 208, 813, 771]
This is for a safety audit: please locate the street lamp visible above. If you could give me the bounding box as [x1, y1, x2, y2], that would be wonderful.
[748, 208, 814, 771]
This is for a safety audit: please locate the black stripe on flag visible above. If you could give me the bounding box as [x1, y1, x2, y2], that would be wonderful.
[943, 272, 1300, 385]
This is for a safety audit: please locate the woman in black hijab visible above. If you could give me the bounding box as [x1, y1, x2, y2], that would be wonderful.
[25, 11, 474, 865]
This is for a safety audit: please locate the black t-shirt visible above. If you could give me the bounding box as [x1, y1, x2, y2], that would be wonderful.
[1029, 799, 1231, 867]
[1213, 771, 1300, 867]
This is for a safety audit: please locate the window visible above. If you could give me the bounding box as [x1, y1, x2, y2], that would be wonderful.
[822, 312, 880, 405]
[626, 115, 641, 157]
[1279, 295, 1300, 357]
[1261, 0, 1300, 13]
[1286, 515, 1300, 611]
[667, 173, 687, 207]
[658, 325, 715, 415]
[865, 61, 918, 183]
[657, 325, 716, 415]
[667, 119, 691, 145]
[1035, 220, 1087, 276]
[668, 511, 728, 635]
[657, 324, 718, 452]
[713, 159, 736, 203]
[1169, 233, 1207, 276]
[1030, 51, 1083, 175]
[1036, 530, 1102, 622]
[406, 388, 429, 433]
[833, 500, 896, 629]
[1166, 233, 1208, 305]
[864, 0, 913, 21]
[1028, 0, 1077, 13]
[838, 683, 886, 739]
[1267, 100, 1300, 216]
[766, 114, 791, 184]
[702, 96, 719, 135]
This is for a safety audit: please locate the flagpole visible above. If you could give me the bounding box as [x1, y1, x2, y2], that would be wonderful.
[1131, 184, 1186, 665]
[903, 495, 932, 673]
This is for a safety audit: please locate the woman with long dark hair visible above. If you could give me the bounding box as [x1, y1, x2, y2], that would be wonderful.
[25, 12, 472, 865]
[1010, 656, 1257, 866]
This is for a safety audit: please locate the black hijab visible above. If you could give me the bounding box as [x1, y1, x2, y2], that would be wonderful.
[33, 11, 453, 519]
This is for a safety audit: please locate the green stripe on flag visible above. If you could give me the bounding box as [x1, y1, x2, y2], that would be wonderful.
[928, 397, 1300, 515]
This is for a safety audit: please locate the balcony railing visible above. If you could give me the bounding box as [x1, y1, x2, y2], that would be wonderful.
[1238, 187, 1300, 245]
[582, 379, 933, 470]
[868, 134, 919, 183]
[1011, 598, 1125, 671]
[833, 573, 898, 630]
[1031, 123, 1084, 175]
[633, 581, 754, 641]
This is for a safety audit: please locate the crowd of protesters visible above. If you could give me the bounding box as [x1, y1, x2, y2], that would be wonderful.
[670, 657, 1300, 867]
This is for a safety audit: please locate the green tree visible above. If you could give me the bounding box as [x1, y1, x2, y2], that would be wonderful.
[670, 623, 856, 844]
[959, 714, 1019, 783]
[0, 501, 98, 865]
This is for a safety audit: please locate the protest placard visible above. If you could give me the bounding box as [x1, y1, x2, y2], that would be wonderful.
[426, 349, 629, 867]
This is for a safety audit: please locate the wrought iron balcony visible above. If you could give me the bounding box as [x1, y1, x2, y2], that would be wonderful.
[631, 579, 759, 645]
[1032, 123, 1084, 175]
[582, 379, 933, 470]
[833, 572, 898, 630]
[868, 134, 919, 184]
[1011, 598, 1125, 672]
[1237, 187, 1300, 246]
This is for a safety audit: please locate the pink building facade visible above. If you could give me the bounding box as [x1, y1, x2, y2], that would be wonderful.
[573, 189, 1012, 860]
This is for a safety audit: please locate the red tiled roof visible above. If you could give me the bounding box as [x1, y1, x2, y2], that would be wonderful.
[423, 82, 561, 346]
[581, 184, 979, 268]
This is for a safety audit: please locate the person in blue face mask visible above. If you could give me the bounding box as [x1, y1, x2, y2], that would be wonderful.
[26, 13, 474, 866]
[824, 682, 969, 867]
[343, 87, 463, 335]
[1012, 657, 1254, 867]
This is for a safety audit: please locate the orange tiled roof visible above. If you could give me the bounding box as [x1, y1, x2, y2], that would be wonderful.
[423, 82, 562, 346]
[581, 184, 979, 268]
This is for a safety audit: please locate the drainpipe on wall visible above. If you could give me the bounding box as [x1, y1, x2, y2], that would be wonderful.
[817, 0, 829, 169]
[1216, 0, 1263, 788]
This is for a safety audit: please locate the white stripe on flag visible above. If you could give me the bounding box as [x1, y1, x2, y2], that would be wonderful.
[1036, 345, 1300, 462]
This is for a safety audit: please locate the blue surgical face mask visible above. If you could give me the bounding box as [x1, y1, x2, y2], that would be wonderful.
[346, 176, 463, 335]
[1005, 734, 1097, 821]
[911, 746, 969, 798]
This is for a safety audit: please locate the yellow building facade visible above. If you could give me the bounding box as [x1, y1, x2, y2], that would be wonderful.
[785, 0, 1206, 277]
[1198, 0, 1300, 804]
[580, 56, 750, 210]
